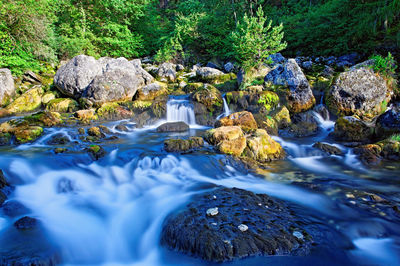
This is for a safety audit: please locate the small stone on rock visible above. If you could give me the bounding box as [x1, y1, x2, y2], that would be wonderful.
[293, 231, 304, 240]
[238, 224, 248, 232]
[206, 207, 218, 216]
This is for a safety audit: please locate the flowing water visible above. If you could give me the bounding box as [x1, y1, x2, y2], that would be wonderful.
[0, 103, 400, 265]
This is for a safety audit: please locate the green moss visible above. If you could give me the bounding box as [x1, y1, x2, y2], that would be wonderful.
[6, 87, 43, 114]
[96, 102, 120, 118]
[132, 100, 152, 109]
[46, 98, 79, 113]
[89, 144, 101, 153]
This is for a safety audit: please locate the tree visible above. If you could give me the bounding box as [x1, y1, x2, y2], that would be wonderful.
[230, 6, 287, 71]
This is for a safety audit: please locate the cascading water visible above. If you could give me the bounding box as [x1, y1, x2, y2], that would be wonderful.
[217, 95, 231, 120]
[166, 96, 196, 125]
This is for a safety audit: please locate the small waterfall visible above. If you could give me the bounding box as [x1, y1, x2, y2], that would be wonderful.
[216, 95, 231, 120]
[166, 96, 196, 125]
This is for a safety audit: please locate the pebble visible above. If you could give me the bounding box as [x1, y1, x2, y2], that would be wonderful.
[292, 231, 304, 240]
[213, 195, 217, 200]
[206, 207, 218, 216]
[238, 224, 248, 232]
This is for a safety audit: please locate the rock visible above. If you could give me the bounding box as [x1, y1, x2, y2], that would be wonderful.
[0, 132, 11, 146]
[54, 148, 68, 154]
[14, 126, 43, 144]
[156, 122, 189, 133]
[22, 71, 42, 85]
[271, 106, 291, 128]
[238, 65, 271, 87]
[85, 57, 154, 104]
[215, 111, 258, 132]
[376, 109, 400, 138]
[265, 59, 315, 113]
[0, 170, 8, 189]
[243, 129, 285, 162]
[134, 82, 168, 101]
[96, 102, 133, 120]
[333, 116, 375, 142]
[268, 53, 286, 65]
[86, 145, 106, 160]
[14, 216, 39, 231]
[224, 62, 234, 73]
[183, 82, 203, 94]
[191, 84, 222, 112]
[161, 187, 312, 262]
[176, 64, 185, 72]
[75, 109, 97, 121]
[313, 104, 330, 120]
[313, 142, 343, 155]
[115, 123, 129, 132]
[157, 62, 177, 82]
[196, 67, 235, 84]
[41, 92, 57, 105]
[206, 62, 220, 69]
[206, 207, 219, 216]
[78, 128, 85, 134]
[1, 200, 30, 217]
[46, 133, 70, 145]
[206, 126, 246, 156]
[354, 139, 400, 165]
[321, 65, 335, 79]
[87, 126, 104, 137]
[6, 87, 43, 114]
[327, 66, 389, 119]
[24, 111, 63, 127]
[46, 98, 79, 113]
[0, 68, 15, 106]
[164, 137, 204, 152]
[54, 55, 103, 98]
[302, 61, 313, 70]
[288, 110, 319, 137]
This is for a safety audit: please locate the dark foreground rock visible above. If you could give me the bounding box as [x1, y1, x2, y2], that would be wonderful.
[164, 137, 204, 152]
[313, 142, 343, 155]
[161, 187, 313, 262]
[156, 122, 189, 133]
[0, 217, 60, 265]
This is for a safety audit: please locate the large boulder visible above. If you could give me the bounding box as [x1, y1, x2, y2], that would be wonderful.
[54, 55, 103, 98]
[164, 137, 204, 153]
[0, 68, 15, 106]
[196, 67, 235, 84]
[215, 111, 257, 132]
[85, 57, 154, 104]
[156, 62, 177, 82]
[161, 187, 312, 262]
[333, 116, 375, 142]
[265, 59, 315, 113]
[375, 109, 400, 138]
[46, 98, 79, 113]
[327, 66, 389, 119]
[243, 129, 285, 162]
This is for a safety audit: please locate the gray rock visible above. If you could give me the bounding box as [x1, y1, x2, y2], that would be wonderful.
[333, 116, 375, 142]
[54, 55, 103, 98]
[376, 109, 400, 138]
[176, 64, 185, 72]
[156, 122, 189, 132]
[22, 71, 42, 84]
[268, 53, 286, 65]
[134, 82, 167, 101]
[313, 142, 343, 155]
[196, 67, 224, 81]
[327, 65, 389, 118]
[224, 62, 234, 73]
[206, 207, 219, 216]
[0, 68, 15, 106]
[321, 65, 335, 78]
[157, 62, 177, 82]
[302, 61, 313, 70]
[85, 57, 153, 104]
[265, 59, 315, 113]
[206, 62, 220, 70]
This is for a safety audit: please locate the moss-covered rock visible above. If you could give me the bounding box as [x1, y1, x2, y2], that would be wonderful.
[217, 136, 247, 156]
[205, 126, 243, 145]
[183, 82, 204, 94]
[134, 81, 168, 101]
[75, 109, 97, 121]
[243, 129, 285, 162]
[46, 98, 79, 113]
[96, 102, 133, 120]
[215, 111, 258, 132]
[164, 137, 204, 153]
[87, 127, 104, 138]
[14, 126, 43, 144]
[86, 145, 106, 160]
[24, 111, 63, 127]
[151, 96, 168, 118]
[333, 116, 375, 142]
[41, 91, 57, 105]
[0, 132, 11, 145]
[271, 106, 291, 128]
[191, 84, 222, 113]
[354, 138, 400, 165]
[6, 87, 43, 114]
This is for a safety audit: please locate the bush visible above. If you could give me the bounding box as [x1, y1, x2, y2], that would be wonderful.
[370, 52, 398, 78]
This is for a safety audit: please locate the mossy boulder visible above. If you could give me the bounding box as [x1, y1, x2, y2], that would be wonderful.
[46, 98, 79, 113]
[215, 111, 258, 132]
[183, 82, 204, 94]
[24, 111, 63, 127]
[87, 127, 104, 138]
[41, 91, 57, 105]
[326, 66, 390, 119]
[354, 139, 400, 165]
[243, 129, 285, 162]
[375, 109, 400, 139]
[164, 137, 204, 153]
[75, 109, 97, 121]
[151, 96, 168, 118]
[96, 102, 133, 120]
[0, 132, 11, 145]
[196, 67, 236, 84]
[205, 126, 246, 156]
[0, 68, 16, 107]
[333, 116, 375, 142]
[271, 106, 291, 128]
[191, 84, 222, 113]
[254, 114, 278, 135]
[86, 145, 106, 160]
[6, 87, 43, 114]
[133, 81, 168, 101]
[14, 126, 43, 144]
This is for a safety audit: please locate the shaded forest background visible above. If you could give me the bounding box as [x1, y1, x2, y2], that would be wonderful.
[1, 0, 399, 75]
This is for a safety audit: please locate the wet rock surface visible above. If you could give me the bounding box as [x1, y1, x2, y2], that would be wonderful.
[161, 187, 313, 262]
[164, 137, 204, 153]
[156, 122, 189, 133]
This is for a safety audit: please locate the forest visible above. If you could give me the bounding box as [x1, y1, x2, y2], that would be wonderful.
[1, 0, 399, 75]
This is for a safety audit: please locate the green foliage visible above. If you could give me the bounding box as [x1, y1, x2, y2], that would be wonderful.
[390, 134, 400, 142]
[370, 52, 398, 78]
[231, 7, 287, 71]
